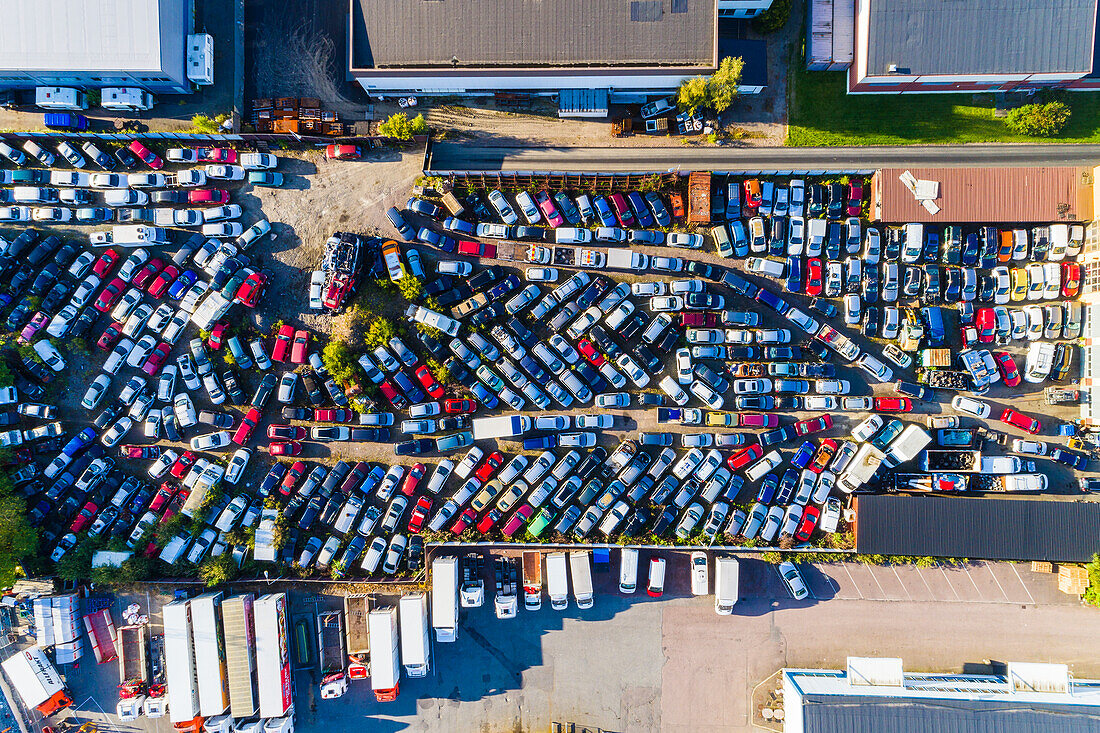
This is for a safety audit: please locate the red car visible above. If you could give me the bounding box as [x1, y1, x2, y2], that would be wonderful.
[141, 343, 172, 376]
[727, 444, 763, 470]
[740, 413, 778, 428]
[407, 496, 432, 532]
[147, 264, 180, 298]
[268, 425, 306, 440]
[577, 339, 605, 367]
[808, 439, 837, 474]
[1063, 262, 1082, 298]
[379, 380, 403, 408]
[415, 365, 444, 399]
[235, 272, 266, 307]
[270, 441, 302, 456]
[670, 192, 685, 219]
[476, 509, 502, 534]
[207, 322, 227, 350]
[976, 308, 996, 343]
[199, 148, 238, 163]
[402, 463, 426, 495]
[457, 240, 497, 258]
[94, 277, 126, 312]
[122, 445, 160, 459]
[93, 248, 119, 277]
[1000, 408, 1041, 434]
[280, 461, 306, 495]
[959, 325, 978, 348]
[270, 324, 293, 362]
[475, 452, 504, 483]
[804, 258, 823, 296]
[313, 409, 352, 422]
[795, 505, 821, 541]
[743, 179, 762, 208]
[444, 398, 476, 414]
[794, 414, 833, 436]
[128, 140, 163, 169]
[501, 504, 534, 537]
[450, 508, 477, 535]
[96, 322, 124, 350]
[131, 258, 164, 290]
[994, 351, 1021, 387]
[170, 451, 197, 478]
[69, 501, 98, 533]
[325, 144, 361, 160]
[232, 408, 262, 445]
[188, 188, 231, 204]
[290, 330, 309, 364]
[873, 397, 912, 413]
[846, 180, 864, 217]
[149, 483, 177, 512]
[681, 312, 718, 327]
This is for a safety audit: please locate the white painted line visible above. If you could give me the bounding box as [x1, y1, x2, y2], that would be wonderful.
[841, 563, 865, 600]
[865, 565, 889, 599]
[913, 565, 938, 600]
[936, 562, 962, 601]
[963, 563, 984, 598]
[1010, 563, 1036, 605]
[981, 561, 1010, 602]
[891, 565, 913, 601]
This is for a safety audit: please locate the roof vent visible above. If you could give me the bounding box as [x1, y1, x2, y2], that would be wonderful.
[847, 657, 904, 687]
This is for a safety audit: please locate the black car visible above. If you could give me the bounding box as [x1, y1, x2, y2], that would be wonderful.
[655, 329, 679, 354]
[637, 392, 664, 407]
[52, 243, 79, 269]
[9, 266, 36, 294]
[469, 266, 502, 291]
[736, 395, 775, 410]
[651, 507, 678, 537]
[943, 267, 961, 303]
[922, 231, 940, 263]
[862, 306, 879, 337]
[800, 363, 836, 378]
[324, 378, 349, 407]
[941, 226, 962, 265]
[468, 302, 505, 328]
[20, 355, 53, 384]
[825, 222, 842, 260]
[620, 507, 650, 537]
[318, 493, 344, 526]
[726, 346, 759, 360]
[319, 461, 351, 495]
[809, 297, 838, 318]
[764, 346, 797, 360]
[417, 332, 448, 361]
[506, 317, 537, 347]
[392, 371, 424, 404]
[862, 265, 879, 304]
[620, 314, 647, 342]
[424, 276, 452, 297]
[769, 217, 787, 257]
[198, 410, 234, 428]
[252, 373, 277, 408]
[1051, 448, 1088, 469]
[693, 363, 728, 392]
[282, 406, 311, 421]
[465, 193, 494, 222]
[1052, 343, 1074, 381]
[350, 427, 389, 442]
[114, 146, 139, 169]
[152, 190, 189, 205]
[573, 446, 607, 481]
[808, 184, 826, 216]
[760, 424, 798, 446]
[686, 260, 719, 280]
[436, 285, 470, 308]
[826, 183, 845, 218]
[162, 412, 181, 442]
[588, 326, 622, 361]
[1031, 228, 1049, 261]
[922, 264, 941, 304]
[41, 281, 73, 313]
[573, 362, 607, 393]
[222, 370, 245, 405]
[902, 266, 921, 298]
[395, 438, 433, 456]
[26, 236, 60, 267]
[301, 372, 325, 406]
[961, 233, 980, 266]
[632, 344, 661, 374]
[386, 206, 416, 241]
[5, 298, 32, 330]
[978, 274, 996, 303]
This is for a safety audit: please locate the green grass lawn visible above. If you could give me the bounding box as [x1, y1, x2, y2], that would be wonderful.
[786, 61, 1100, 146]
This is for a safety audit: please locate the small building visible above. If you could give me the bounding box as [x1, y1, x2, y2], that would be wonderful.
[0, 0, 194, 95]
[784, 657, 1100, 733]
[805, 0, 854, 71]
[347, 0, 770, 113]
[849, 0, 1100, 94]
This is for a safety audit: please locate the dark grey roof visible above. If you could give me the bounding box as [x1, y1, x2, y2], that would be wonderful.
[865, 0, 1099, 77]
[350, 0, 715, 69]
[855, 495, 1100, 562]
[802, 695, 1100, 733]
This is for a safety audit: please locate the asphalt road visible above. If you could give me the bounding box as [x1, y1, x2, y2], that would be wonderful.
[426, 143, 1100, 173]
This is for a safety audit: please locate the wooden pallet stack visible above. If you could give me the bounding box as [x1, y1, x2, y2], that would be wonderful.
[1058, 564, 1089, 595]
[246, 96, 348, 135]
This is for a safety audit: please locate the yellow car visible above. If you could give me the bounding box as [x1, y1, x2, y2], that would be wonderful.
[1010, 267, 1028, 301]
[705, 411, 737, 427]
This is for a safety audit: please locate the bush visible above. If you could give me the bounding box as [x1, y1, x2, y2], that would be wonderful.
[397, 276, 423, 302]
[1085, 554, 1100, 608]
[378, 112, 428, 141]
[198, 554, 238, 587]
[1005, 101, 1071, 137]
[191, 113, 230, 134]
[752, 0, 791, 34]
[364, 318, 397, 349]
[322, 340, 360, 386]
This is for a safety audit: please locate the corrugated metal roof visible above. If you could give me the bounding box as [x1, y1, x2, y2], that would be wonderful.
[351, 0, 715, 69]
[0, 0, 178, 73]
[866, 0, 1098, 76]
[873, 167, 1091, 224]
[855, 495, 1100, 562]
[802, 695, 1100, 733]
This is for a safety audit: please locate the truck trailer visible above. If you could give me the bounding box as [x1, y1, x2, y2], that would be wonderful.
[494, 556, 518, 619]
[522, 551, 543, 611]
[431, 556, 459, 642]
[546, 552, 569, 610]
[221, 594, 258, 718]
[569, 551, 594, 609]
[920, 450, 982, 472]
[398, 594, 430, 678]
[190, 592, 230, 717]
[605, 248, 649, 272]
[714, 557, 740, 615]
[116, 624, 149, 720]
[318, 611, 348, 698]
[162, 600, 202, 729]
[471, 415, 531, 441]
[2, 647, 73, 716]
[143, 633, 167, 717]
[344, 594, 371, 679]
[83, 607, 118, 663]
[254, 593, 293, 719]
[367, 607, 400, 702]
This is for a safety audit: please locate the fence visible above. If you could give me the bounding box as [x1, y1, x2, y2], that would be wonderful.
[446, 170, 680, 194]
[0, 131, 425, 150]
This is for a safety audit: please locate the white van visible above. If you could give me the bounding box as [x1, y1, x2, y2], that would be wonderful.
[555, 227, 593, 244]
[100, 88, 155, 111]
[902, 223, 924, 262]
[568, 551, 594, 609]
[35, 86, 87, 110]
[646, 558, 666, 597]
[807, 218, 827, 256]
[1024, 342, 1055, 383]
[12, 187, 57, 204]
[1048, 224, 1069, 262]
[745, 450, 782, 482]
[619, 548, 638, 594]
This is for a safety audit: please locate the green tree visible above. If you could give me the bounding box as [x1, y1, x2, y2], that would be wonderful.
[409, 114, 427, 135]
[752, 0, 791, 34]
[1085, 554, 1100, 607]
[191, 113, 230, 134]
[56, 537, 102, 581]
[198, 554, 238, 587]
[322, 340, 360, 386]
[364, 318, 396, 349]
[1005, 101, 1071, 137]
[706, 56, 743, 113]
[676, 77, 709, 114]
[397, 276, 423, 302]
[0, 491, 36, 586]
[427, 357, 454, 386]
[379, 112, 425, 140]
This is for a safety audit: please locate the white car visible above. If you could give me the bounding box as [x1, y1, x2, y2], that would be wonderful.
[240, 153, 277, 169]
[174, 393, 198, 428]
[778, 561, 809, 600]
[32, 341, 66, 372]
[190, 431, 232, 451]
[534, 415, 570, 431]
[309, 270, 326, 309]
[203, 222, 244, 238]
[1012, 439, 1048, 456]
[81, 374, 112, 410]
[631, 281, 666, 297]
[102, 417, 133, 447]
[668, 233, 704, 249]
[650, 295, 684, 312]
[31, 207, 72, 223]
[148, 450, 179, 479]
[595, 392, 630, 409]
[559, 432, 596, 448]
[126, 335, 158, 368]
[852, 415, 883, 442]
[525, 267, 558, 282]
[205, 164, 246, 180]
[690, 381, 724, 410]
[951, 394, 991, 419]
[814, 379, 850, 395]
[201, 204, 243, 222]
[235, 220, 271, 249]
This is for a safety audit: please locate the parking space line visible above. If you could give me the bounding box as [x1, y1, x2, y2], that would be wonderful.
[865, 565, 889, 599]
[913, 565, 938, 599]
[962, 564, 985, 598]
[980, 561, 1011, 602]
[891, 566, 913, 601]
[936, 563, 962, 601]
[1010, 563, 1036, 604]
[841, 564, 864, 599]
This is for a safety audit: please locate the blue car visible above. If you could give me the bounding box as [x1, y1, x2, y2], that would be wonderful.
[626, 192, 654, 228]
[523, 435, 557, 451]
[784, 256, 802, 294]
[791, 440, 816, 469]
[392, 371, 425, 404]
[961, 233, 980, 266]
[721, 475, 745, 501]
[470, 381, 499, 409]
[756, 473, 779, 504]
[61, 427, 96, 457]
[592, 196, 616, 227]
[386, 207, 416, 241]
[754, 288, 789, 314]
[443, 217, 475, 236]
[644, 192, 671, 227]
[360, 465, 386, 494]
[775, 468, 799, 504]
[168, 270, 198, 300]
[1051, 448, 1089, 470]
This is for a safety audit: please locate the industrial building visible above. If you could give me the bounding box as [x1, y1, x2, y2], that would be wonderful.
[783, 657, 1100, 732]
[347, 0, 770, 114]
[0, 0, 201, 96]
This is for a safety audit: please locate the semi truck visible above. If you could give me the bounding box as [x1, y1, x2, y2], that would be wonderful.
[221, 594, 258, 718]
[687, 171, 711, 224]
[546, 552, 569, 610]
[837, 443, 887, 494]
[83, 607, 118, 663]
[254, 593, 293, 719]
[116, 624, 149, 720]
[522, 551, 543, 611]
[494, 556, 518, 619]
[344, 594, 372, 680]
[714, 557, 740, 615]
[460, 553, 485, 608]
[569, 551, 594, 609]
[605, 248, 649, 272]
[2, 647, 73, 716]
[143, 633, 167, 717]
[431, 556, 459, 642]
[190, 592, 230, 716]
[472, 415, 531, 441]
[398, 594, 430, 678]
[367, 607, 400, 702]
[162, 599, 202, 730]
[317, 610, 348, 698]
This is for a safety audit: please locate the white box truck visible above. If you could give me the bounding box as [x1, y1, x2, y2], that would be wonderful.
[221, 594, 258, 718]
[546, 552, 569, 610]
[162, 600, 201, 728]
[318, 610, 348, 698]
[522, 551, 542, 611]
[254, 593, 293, 719]
[190, 592, 230, 716]
[344, 594, 371, 681]
[568, 551, 594, 609]
[714, 557, 740, 615]
[35, 87, 86, 110]
[883, 424, 933, 468]
[116, 624, 149, 720]
[368, 607, 400, 702]
[398, 594, 430, 678]
[606, 248, 649, 271]
[471, 415, 531, 441]
[100, 87, 155, 111]
[2, 647, 73, 716]
[431, 556, 459, 642]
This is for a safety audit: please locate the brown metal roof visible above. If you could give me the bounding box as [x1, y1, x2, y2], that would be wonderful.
[872, 166, 1093, 224]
